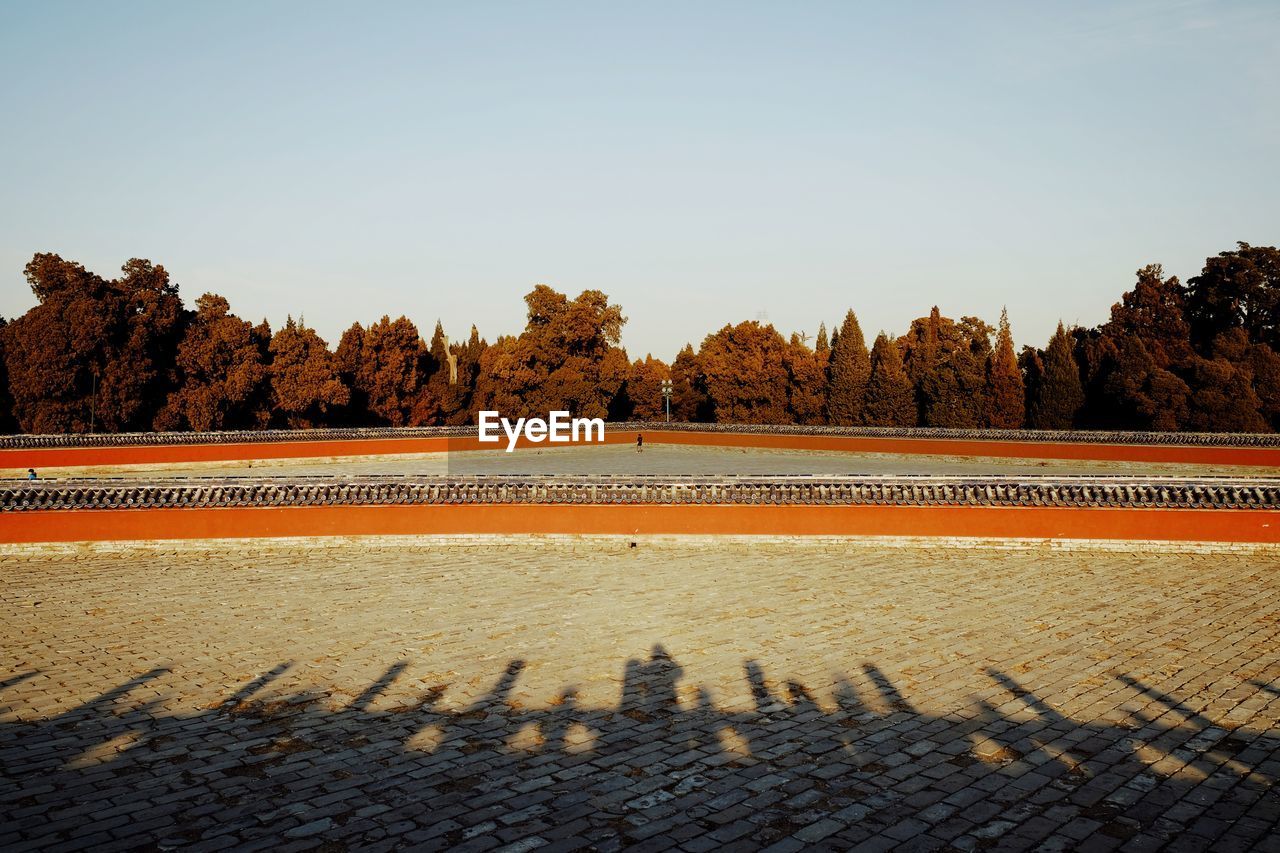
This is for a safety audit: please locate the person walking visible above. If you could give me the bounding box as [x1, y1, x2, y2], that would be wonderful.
[636, 433, 644, 452]
[27, 468, 38, 480]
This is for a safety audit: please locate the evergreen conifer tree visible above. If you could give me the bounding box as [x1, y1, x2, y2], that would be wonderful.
[984, 308, 1025, 428]
[815, 323, 830, 357]
[864, 332, 916, 426]
[826, 310, 870, 425]
[1030, 322, 1084, 429]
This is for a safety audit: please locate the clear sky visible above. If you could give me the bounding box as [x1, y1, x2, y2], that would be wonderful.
[1, 1, 1276, 357]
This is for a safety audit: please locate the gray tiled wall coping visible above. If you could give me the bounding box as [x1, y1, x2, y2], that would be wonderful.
[5, 475, 1279, 512]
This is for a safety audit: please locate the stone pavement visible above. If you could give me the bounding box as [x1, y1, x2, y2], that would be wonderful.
[2, 541, 1279, 851]
[13, 443, 1280, 479]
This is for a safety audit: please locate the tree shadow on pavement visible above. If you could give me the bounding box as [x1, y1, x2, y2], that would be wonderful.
[1, 650, 1277, 852]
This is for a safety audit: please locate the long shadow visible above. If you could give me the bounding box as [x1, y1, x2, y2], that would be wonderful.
[1, 649, 1277, 852]
[0, 672, 39, 692]
[221, 661, 294, 710]
[1249, 678, 1280, 698]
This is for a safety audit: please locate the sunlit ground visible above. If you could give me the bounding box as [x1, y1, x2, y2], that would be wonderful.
[2, 541, 1277, 850]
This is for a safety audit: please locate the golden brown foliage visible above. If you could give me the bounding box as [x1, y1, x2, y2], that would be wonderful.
[153, 295, 271, 431]
[474, 286, 628, 420]
[3, 255, 183, 433]
[825, 310, 869, 425]
[783, 339, 827, 425]
[899, 308, 990, 428]
[623, 355, 671, 421]
[984, 308, 1025, 429]
[4, 244, 1280, 434]
[669, 344, 709, 422]
[341, 316, 432, 427]
[864, 333, 915, 427]
[268, 318, 350, 428]
[696, 321, 790, 424]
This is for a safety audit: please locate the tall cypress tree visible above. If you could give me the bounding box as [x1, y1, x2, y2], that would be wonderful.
[1030, 322, 1084, 429]
[916, 306, 955, 427]
[428, 321, 448, 371]
[815, 323, 830, 358]
[671, 343, 710, 421]
[984, 308, 1025, 428]
[864, 332, 916, 426]
[826, 309, 871, 425]
[421, 320, 459, 424]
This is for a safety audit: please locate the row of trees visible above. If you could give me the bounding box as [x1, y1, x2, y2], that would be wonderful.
[0, 243, 1277, 434]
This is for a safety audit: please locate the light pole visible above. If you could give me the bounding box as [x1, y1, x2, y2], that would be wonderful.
[661, 379, 673, 423]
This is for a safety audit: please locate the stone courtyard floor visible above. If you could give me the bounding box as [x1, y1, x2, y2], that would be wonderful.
[2, 541, 1279, 851]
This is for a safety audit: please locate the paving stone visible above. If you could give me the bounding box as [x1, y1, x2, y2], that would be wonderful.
[0, 542, 1276, 851]
[793, 818, 845, 843]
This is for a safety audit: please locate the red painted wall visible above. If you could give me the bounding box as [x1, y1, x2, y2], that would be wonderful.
[4, 503, 1277, 544]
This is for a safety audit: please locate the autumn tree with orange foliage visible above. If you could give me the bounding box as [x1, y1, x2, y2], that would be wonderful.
[1095, 335, 1188, 431]
[3, 243, 1280, 435]
[900, 308, 990, 428]
[443, 326, 487, 425]
[617, 355, 670, 420]
[336, 316, 434, 427]
[1103, 265, 1195, 369]
[268, 317, 350, 428]
[1185, 330, 1267, 432]
[825, 310, 870, 425]
[2, 257, 104, 432]
[1073, 263, 1280, 432]
[669, 344, 709, 421]
[153, 294, 271, 431]
[1246, 335, 1280, 429]
[814, 323, 830, 359]
[334, 321, 367, 423]
[422, 321, 489, 426]
[3, 254, 184, 433]
[696, 321, 791, 424]
[984, 308, 1024, 429]
[783, 336, 827, 425]
[863, 332, 915, 427]
[416, 321, 455, 427]
[475, 285, 628, 420]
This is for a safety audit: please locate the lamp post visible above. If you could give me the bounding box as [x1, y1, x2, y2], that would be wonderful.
[661, 379, 673, 423]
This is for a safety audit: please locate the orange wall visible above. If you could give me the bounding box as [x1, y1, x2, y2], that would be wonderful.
[4, 503, 1277, 544]
[3, 428, 1279, 469]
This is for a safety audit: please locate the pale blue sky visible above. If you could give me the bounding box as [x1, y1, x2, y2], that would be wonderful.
[1, 1, 1276, 357]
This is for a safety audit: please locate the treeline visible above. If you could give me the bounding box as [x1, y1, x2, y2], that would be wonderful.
[0, 243, 1277, 435]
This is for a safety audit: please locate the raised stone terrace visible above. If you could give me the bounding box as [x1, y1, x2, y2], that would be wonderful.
[3, 541, 1278, 851]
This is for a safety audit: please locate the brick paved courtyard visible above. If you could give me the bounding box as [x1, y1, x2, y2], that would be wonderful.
[2, 541, 1279, 851]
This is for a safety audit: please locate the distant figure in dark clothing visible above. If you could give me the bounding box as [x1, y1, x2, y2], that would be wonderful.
[27, 469, 37, 480]
[636, 433, 643, 452]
